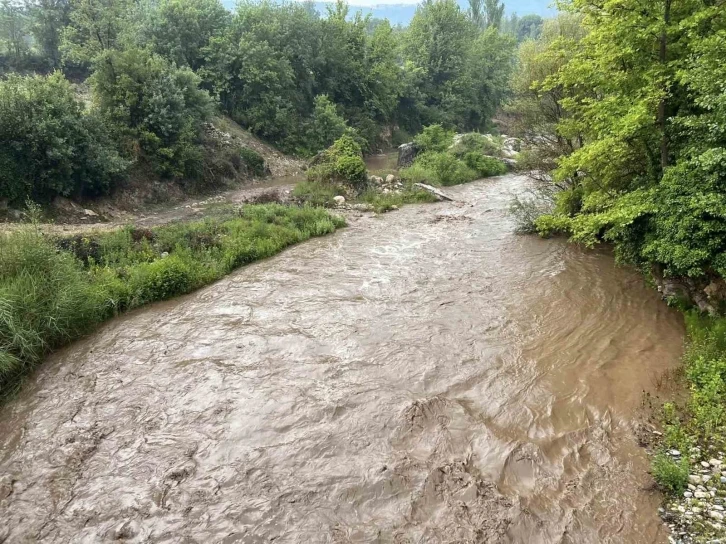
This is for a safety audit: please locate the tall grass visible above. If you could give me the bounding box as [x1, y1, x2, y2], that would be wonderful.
[0, 204, 345, 398]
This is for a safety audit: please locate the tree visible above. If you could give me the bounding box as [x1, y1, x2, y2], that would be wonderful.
[136, 0, 229, 72]
[61, 0, 132, 64]
[484, 0, 504, 29]
[90, 48, 212, 178]
[467, 0, 485, 29]
[0, 0, 29, 63]
[26, 0, 69, 67]
[516, 14, 543, 41]
[0, 72, 126, 202]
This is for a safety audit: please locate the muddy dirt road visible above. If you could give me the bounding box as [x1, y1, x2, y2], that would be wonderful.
[0, 175, 684, 543]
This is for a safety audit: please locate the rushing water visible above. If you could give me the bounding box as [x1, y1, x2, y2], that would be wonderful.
[0, 175, 684, 543]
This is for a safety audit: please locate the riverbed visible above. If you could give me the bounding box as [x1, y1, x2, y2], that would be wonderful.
[0, 175, 684, 542]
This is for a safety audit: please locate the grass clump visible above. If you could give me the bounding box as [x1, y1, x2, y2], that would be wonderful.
[292, 181, 343, 208]
[0, 204, 345, 398]
[358, 186, 438, 213]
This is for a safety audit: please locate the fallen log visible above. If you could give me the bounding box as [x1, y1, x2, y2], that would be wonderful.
[413, 183, 455, 202]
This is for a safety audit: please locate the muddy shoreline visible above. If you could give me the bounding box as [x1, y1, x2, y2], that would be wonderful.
[0, 175, 685, 542]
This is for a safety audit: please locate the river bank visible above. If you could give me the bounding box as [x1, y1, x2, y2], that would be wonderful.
[0, 175, 685, 542]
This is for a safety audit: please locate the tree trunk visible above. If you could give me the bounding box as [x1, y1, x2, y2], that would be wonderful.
[658, 0, 672, 172]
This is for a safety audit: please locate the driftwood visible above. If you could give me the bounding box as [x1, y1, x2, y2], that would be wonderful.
[414, 183, 454, 201]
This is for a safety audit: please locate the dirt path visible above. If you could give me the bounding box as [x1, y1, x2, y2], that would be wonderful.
[0, 175, 684, 542]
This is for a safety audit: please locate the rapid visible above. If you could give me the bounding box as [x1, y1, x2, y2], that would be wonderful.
[0, 175, 684, 543]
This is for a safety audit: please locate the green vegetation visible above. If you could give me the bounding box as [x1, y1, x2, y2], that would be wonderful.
[651, 452, 689, 495]
[358, 187, 438, 213]
[307, 134, 368, 190]
[0, 204, 345, 398]
[0, 0, 518, 205]
[0, 72, 127, 203]
[401, 124, 507, 186]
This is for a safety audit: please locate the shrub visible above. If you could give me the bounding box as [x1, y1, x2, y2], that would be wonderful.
[413, 124, 455, 153]
[239, 147, 267, 177]
[410, 151, 477, 186]
[91, 48, 213, 180]
[651, 453, 689, 495]
[0, 72, 127, 204]
[463, 152, 507, 177]
[306, 134, 368, 190]
[454, 133, 502, 157]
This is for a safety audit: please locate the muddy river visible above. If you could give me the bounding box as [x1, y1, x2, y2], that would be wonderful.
[0, 175, 684, 543]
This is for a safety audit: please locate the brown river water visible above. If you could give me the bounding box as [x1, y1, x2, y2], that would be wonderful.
[0, 175, 685, 543]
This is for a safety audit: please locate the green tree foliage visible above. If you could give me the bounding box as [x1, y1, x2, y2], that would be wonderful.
[0, 72, 127, 203]
[90, 48, 212, 179]
[0, 0, 30, 64]
[507, 14, 585, 167]
[27, 0, 69, 67]
[135, 0, 229, 72]
[531, 0, 726, 283]
[61, 0, 133, 64]
[0, 0, 518, 200]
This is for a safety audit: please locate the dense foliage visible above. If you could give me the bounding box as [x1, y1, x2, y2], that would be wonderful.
[521, 1, 726, 285]
[0, 0, 519, 204]
[0, 72, 126, 202]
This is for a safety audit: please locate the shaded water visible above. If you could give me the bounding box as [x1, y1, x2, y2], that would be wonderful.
[0, 175, 684, 543]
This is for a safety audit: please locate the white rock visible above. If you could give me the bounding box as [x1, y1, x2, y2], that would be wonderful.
[670, 449, 682, 457]
[161, 252, 169, 259]
[685, 491, 693, 498]
[696, 491, 710, 499]
[702, 461, 712, 468]
[83, 208, 98, 217]
[385, 174, 395, 184]
[711, 458, 723, 466]
[333, 196, 346, 205]
[690, 475, 702, 484]
[713, 504, 725, 511]
[711, 511, 725, 520]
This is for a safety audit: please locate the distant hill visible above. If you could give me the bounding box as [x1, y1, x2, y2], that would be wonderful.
[221, 0, 557, 25]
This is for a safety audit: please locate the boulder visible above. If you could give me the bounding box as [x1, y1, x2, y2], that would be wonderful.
[369, 175, 384, 185]
[413, 183, 454, 202]
[333, 195, 346, 206]
[397, 142, 419, 168]
[385, 174, 396, 184]
[84, 208, 98, 217]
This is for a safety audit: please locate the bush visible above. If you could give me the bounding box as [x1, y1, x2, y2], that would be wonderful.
[651, 453, 689, 495]
[0, 72, 127, 204]
[404, 151, 477, 186]
[239, 147, 267, 177]
[454, 133, 502, 157]
[413, 124, 455, 153]
[463, 152, 507, 177]
[91, 48, 213, 180]
[306, 134, 368, 189]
